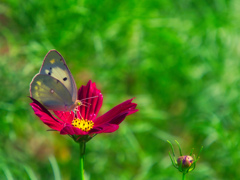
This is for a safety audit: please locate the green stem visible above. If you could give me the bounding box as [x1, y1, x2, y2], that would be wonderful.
[182, 173, 186, 180]
[79, 141, 86, 180]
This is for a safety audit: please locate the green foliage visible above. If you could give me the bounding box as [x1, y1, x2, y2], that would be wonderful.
[0, 0, 239, 179]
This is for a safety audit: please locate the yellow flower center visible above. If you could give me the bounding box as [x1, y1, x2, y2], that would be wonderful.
[71, 118, 94, 132]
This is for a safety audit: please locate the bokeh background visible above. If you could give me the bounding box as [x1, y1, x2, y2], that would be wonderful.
[0, 0, 239, 179]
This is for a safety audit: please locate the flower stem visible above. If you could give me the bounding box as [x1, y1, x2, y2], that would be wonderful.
[79, 141, 86, 180]
[182, 173, 186, 180]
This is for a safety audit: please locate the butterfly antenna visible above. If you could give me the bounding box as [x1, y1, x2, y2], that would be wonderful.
[80, 96, 98, 101]
[81, 101, 92, 105]
[80, 95, 98, 107]
[81, 104, 89, 107]
[81, 102, 91, 107]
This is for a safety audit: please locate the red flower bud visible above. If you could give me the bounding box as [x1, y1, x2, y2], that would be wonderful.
[177, 156, 193, 169]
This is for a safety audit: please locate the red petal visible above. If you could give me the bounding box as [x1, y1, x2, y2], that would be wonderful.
[77, 80, 103, 120]
[94, 98, 138, 125]
[90, 123, 119, 134]
[30, 97, 63, 131]
[60, 125, 89, 135]
[53, 110, 75, 124]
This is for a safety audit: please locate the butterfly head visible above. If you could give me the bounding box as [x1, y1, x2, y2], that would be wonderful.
[72, 100, 82, 111]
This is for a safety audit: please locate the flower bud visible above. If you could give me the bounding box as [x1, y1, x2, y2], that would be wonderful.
[177, 155, 193, 169]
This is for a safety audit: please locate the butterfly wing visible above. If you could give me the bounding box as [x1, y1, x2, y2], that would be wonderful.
[30, 74, 75, 111]
[38, 50, 77, 103]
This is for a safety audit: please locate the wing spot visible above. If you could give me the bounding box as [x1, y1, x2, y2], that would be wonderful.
[63, 77, 67, 81]
[50, 59, 55, 64]
[48, 72, 51, 75]
[50, 89, 54, 94]
[36, 81, 41, 85]
[50, 67, 52, 70]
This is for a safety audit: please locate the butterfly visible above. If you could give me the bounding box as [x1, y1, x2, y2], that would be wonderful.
[30, 50, 81, 112]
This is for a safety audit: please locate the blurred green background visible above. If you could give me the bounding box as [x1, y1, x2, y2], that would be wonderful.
[0, 0, 239, 179]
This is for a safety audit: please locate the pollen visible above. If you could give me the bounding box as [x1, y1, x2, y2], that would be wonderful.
[71, 118, 94, 132]
[50, 59, 55, 64]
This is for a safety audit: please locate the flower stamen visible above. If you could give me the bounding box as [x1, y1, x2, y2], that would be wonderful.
[71, 118, 94, 132]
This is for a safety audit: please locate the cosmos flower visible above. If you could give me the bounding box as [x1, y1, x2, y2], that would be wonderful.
[30, 80, 138, 136]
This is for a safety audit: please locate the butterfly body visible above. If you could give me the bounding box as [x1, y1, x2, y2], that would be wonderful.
[30, 50, 79, 112]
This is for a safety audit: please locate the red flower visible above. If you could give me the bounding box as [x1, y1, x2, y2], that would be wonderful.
[30, 80, 138, 136]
